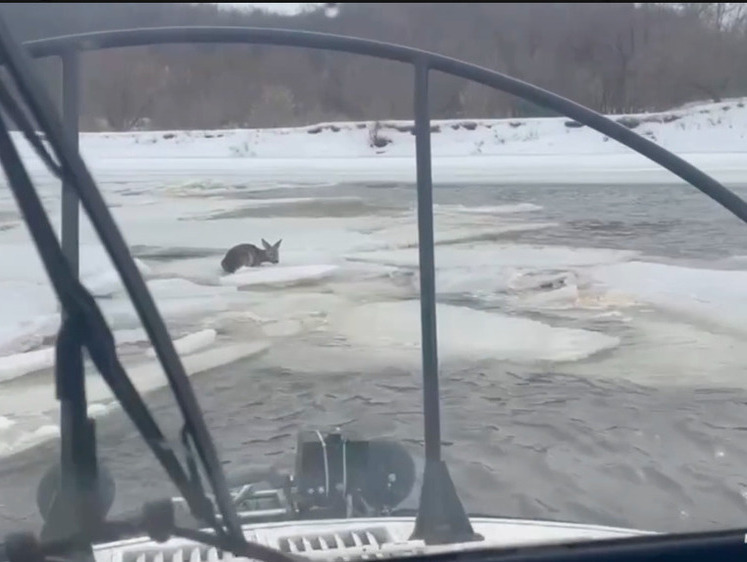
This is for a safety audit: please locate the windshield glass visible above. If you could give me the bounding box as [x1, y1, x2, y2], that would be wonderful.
[1, 1, 747, 552]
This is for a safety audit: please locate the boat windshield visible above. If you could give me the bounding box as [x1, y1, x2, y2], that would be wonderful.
[3, 3, 747, 562]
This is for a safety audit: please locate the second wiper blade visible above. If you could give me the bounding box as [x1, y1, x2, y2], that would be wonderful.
[0, 105, 214, 530]
[0, 13, 244, 542]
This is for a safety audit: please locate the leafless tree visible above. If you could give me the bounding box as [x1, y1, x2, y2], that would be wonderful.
[2, 2, 745, 130]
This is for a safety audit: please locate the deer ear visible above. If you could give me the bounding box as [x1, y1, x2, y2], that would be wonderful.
[262, 238, 271, 249]
[274, 239, 282, 248]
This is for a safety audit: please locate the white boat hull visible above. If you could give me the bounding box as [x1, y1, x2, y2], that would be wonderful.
[92, 516, 655, 562]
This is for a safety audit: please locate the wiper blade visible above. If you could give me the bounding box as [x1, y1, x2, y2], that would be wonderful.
[0, 89, 213, 529]
[0, 14, 242, 544]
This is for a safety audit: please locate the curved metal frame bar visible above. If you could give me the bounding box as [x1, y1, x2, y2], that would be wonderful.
[13, 25, 747, 544]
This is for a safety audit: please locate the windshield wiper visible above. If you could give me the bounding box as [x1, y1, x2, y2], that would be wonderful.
[0, 14, 292, 562]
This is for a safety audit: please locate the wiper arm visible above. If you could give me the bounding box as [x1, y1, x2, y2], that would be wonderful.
[0, 13, 243, 547]
[0, 70, 220, 542]
[0, 101, 213, 531]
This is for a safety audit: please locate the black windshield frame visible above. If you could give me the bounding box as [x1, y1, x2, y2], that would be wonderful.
[1, 21, 747, 557]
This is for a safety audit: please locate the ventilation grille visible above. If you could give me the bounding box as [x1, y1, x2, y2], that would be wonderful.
[110, 527, 399, 562]
[277, 528, 393, 554]
[118, 545, 240, 562]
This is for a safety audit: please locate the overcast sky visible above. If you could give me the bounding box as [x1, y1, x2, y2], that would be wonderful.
[216, 3, 319, 15]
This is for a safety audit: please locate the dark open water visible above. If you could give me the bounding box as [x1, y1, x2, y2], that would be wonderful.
[2, 181, 747, 537]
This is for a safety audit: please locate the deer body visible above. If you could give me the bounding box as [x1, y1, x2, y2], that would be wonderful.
[221, 238, 282, 273]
